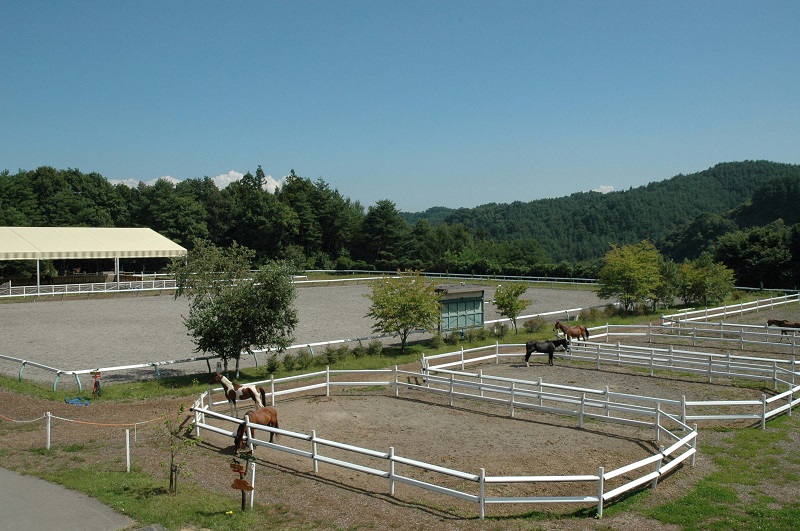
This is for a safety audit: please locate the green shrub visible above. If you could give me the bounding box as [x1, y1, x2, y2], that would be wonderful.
[282, 352, 297, 371]
[445, 332, 461, 346]
[465, 327, 488, 342]
[352, 343, 368, 358]
[428, 333, 444, 349]
[522, 317, 548, 334]
[367, 340, 383, 356]
[264, 354, 280, 375]
[296, 349, 314, 369]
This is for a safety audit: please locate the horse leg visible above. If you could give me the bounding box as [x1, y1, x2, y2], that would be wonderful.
[548, 350, 554, 366]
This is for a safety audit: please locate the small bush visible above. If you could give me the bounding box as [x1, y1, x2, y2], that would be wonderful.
[522, 317, 548, 334]
[352, 343, 368, 358]
[367, 340, 383, 356]
[264, 354, 280, 375]
[296, 349, 314, 369]
[465, 327, 488, 342]
[428, 334, 444, 349]
[493, 324, 508, 338]
[445, 332, 461, 346]
[282, 352, 297, 371]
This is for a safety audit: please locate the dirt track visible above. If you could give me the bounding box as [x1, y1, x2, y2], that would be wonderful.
[0, 283, 607, 385]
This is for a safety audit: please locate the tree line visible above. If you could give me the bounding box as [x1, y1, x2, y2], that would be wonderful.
[2, 161, 799, 288]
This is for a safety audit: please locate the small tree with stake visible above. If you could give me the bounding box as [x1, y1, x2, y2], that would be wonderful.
[152, 403, 197, 495]
[492, 283, 530, 334]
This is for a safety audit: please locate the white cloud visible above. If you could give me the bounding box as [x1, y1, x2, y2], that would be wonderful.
[110, 171, 285, 192]
[211, 170, 244, 189]
[592, 185, 615, 194]
[108, 175, 179, 187]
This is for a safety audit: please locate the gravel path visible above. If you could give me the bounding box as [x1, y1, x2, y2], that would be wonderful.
[0, 283, 607, 384]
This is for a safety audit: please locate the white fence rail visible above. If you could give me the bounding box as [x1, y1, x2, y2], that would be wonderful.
[0, 279, 178, 298]
[587, 321, 799, 355]
[661, 293, 799, 325]
[191, 365, 697, 519]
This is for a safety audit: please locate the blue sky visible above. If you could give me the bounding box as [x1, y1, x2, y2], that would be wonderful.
[2, 1, 798, 212]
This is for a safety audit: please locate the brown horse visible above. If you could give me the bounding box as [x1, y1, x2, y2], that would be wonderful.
[554, 321, 589, 341]
[234, 407, 279, 450]
[214, 373, 266, 417]
[768, 319, 800, 342]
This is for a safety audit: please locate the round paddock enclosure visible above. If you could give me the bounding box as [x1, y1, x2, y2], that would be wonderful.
[197, 386, 662, 519]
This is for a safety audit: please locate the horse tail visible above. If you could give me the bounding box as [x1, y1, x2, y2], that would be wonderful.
[259, 387, 267, 409]
[584, 327, 590, 339]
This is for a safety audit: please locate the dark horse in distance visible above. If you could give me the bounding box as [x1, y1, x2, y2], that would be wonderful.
[524, 338, 569, 367]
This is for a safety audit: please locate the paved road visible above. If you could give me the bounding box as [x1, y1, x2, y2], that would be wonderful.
[0, 466, 135, 530]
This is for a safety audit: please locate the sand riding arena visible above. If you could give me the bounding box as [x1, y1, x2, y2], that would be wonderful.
[190, 300, 800, 521]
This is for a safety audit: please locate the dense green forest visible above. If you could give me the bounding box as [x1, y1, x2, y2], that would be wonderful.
[1, 161, 799, 288]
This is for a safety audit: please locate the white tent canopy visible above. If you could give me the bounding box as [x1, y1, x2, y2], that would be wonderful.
[0, 227, 186, 286]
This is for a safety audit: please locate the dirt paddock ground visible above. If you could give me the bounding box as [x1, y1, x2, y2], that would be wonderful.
[2, 288, 799, 530]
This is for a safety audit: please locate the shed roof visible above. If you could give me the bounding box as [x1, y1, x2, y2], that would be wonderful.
[0, 227, 186, 261]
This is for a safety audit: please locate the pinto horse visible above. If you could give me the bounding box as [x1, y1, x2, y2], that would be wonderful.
[234, 406, 279, 450]
[554, 321, 589, 341]
[524, 338, 569, 366]
[214, 373, 266, 417]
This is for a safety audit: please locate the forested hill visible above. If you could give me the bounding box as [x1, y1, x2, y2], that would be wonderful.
[403, 161, 800, 263]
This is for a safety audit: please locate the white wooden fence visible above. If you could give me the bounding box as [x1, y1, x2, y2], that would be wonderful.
[422, 342, 800, 429]
[661, 293, 799, 325]
[191, 365, 697, 519]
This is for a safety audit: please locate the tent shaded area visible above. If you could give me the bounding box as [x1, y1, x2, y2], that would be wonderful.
[0, 227, 186, 288]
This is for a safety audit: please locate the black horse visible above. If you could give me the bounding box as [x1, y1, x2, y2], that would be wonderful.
[524, 338, 569, 367]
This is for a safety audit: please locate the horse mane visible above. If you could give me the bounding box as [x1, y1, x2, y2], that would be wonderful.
[234, 419, 247, 447]
[259, 388, 267, 409]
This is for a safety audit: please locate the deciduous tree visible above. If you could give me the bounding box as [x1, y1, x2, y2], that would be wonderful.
[597, 241, 662, 313]
[492, 283, 530, 333]
[365, 271, 441, 354]
[170, 239, 298, 376]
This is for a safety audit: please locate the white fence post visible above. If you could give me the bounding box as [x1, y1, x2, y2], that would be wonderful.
[681, 395, 687, 429]
[495, 341, 499, 364]
[389, 447, 396, 495]
[510, 382, 516, 417]
[270, 374, 276, 406]
[597, 467, 604, 518]
[655, 405, 661, 443]
[125, 429, 130, 472]
[479, 468, 486, 519]
[46, 411, 51, 449]
[579, 393, 585, 428]
[449, 374, 455, 407]
[652, 447, 664, 488]
[312, 430, 319, 473]
[761, 395, 767, 430]
[250, 462, 256, 508]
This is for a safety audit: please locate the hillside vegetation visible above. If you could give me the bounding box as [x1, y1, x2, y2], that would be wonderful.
[2, 160, 799, 288]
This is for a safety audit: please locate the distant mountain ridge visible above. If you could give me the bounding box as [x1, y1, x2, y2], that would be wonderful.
[402, 160, 800, 262]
